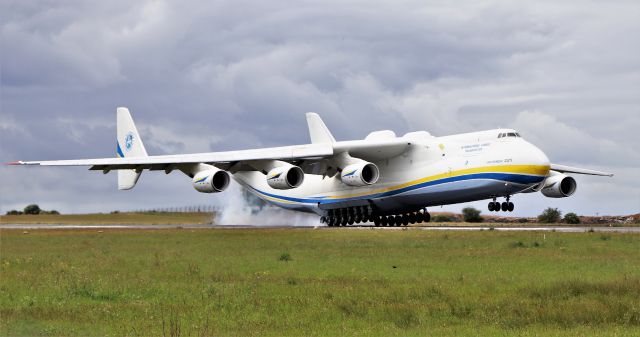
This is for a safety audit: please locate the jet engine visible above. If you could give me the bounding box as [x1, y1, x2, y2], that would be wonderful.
[192, 169, 230, 193]
[541, 172, 577, 198]
[267, 165, 304, 190]
[340, 162, 380, 187]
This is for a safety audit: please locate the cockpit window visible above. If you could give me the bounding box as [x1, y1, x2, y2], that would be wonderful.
[498, 132, 521, 139]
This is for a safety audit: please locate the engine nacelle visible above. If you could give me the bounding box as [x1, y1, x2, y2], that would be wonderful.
[192, 169, 230, 193]
[541, 172, 577, 198]
[340, 162, 380, 187]
[266, 165, 304, 190]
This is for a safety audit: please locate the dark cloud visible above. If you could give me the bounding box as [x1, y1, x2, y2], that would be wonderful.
[1, 0, 638, 216]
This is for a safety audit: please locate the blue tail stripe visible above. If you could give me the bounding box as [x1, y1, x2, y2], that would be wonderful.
[116, 142, 125, 158]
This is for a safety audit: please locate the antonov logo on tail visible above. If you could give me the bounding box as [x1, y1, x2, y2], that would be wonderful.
[125, 132, 134, 151]
[9, 107, 613, 227]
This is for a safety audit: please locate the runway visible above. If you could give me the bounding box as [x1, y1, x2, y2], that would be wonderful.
[1, 224, 639, 233]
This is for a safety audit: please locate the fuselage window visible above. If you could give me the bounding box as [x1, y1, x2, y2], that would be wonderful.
[508, 133, 516, 137]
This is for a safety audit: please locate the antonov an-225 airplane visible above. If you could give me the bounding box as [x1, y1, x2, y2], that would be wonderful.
[11, 108, 613, 227]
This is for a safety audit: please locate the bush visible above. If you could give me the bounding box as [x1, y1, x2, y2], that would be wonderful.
[49, 210, 60, 215]
[6, 210, 23, 215]
[462, 207, 483, 223]
[538, 208, 562, 223]
[563, 212, 580, 224]
[431, 214, 455, 222]
[23, 204, 41, 215]
[278, 252, 291, 261]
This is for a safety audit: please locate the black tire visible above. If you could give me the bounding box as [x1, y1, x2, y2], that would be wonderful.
[508, 202, 514, 212]
[381, 217, 387, 226]
[373, 217, 380, 226]
[424, 212, 431, 223]
[488, 202, 494, 211]
[341, 217, 347, 226]
[403, 215, 409, 226]
[501, 202, 508, 212]
[409, 213, 416, 224]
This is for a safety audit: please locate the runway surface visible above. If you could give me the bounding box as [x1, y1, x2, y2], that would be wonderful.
[1, 224, 639, 233]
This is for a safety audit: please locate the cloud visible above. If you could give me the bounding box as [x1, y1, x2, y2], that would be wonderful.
[1, 0, 638, 217]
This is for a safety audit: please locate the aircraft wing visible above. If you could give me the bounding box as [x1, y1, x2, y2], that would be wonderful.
[550, 164, 613, 177]
[10, 143, 334, 171]
[9, 139, 412, 172]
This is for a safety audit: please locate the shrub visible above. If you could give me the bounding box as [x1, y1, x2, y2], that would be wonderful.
[49, 210, 60, 215]
[6, 210, 22, 215]
[23, 204, 41, 215]
[431, 214, 455, 222]
[538, 208, 561, 223]
[563, 212, 580, 224]
[278, 252, 291, 261]
[462, 207, 483, 223]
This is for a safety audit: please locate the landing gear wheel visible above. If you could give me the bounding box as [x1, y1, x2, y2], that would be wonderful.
[409, 213, 416, 224]
[501, 202, 508, 212]
[395, 215, 401, 227]
[488, 202, 495, 212]
[341, 217, 347, 226]
[424, 212, 431, 223]
[508, 202, 514, 212]
[381, 217, 388, 226]
[403, 215, 409, 226]
[373, 217, 380, 226]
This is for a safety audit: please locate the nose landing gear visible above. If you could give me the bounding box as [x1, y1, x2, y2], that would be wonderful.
[488, 197, 514, 212]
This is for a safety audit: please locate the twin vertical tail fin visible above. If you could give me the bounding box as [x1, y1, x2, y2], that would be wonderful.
[116, 107, 148, 190]
[306, 112, 335, 144]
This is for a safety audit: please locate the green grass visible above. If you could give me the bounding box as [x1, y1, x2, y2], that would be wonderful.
[0, 212, 214, 225]
[1, 228, 639, 336]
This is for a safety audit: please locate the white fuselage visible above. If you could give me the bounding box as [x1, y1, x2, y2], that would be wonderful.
[233, 129, 551, 216]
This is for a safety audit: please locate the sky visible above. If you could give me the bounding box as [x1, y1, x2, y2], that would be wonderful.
[1, 0, 639, 217]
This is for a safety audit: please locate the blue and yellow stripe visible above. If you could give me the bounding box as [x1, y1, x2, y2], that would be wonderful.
[248, 164, 549, 205]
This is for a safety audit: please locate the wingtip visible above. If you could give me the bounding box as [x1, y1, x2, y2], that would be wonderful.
[5, 161, 22, 166]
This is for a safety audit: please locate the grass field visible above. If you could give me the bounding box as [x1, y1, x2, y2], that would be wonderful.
[1, 228, 639, 336]
[0, 212, 214, 225]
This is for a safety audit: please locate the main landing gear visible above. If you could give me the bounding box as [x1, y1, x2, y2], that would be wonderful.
[372, 209, 430, 227]
[320, 207, 431, 227]
[488, 196, 514, 212]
